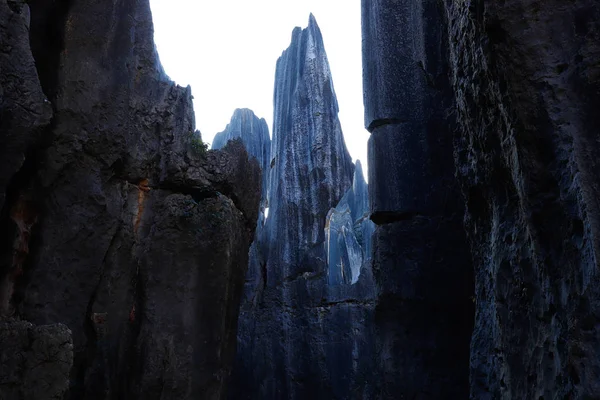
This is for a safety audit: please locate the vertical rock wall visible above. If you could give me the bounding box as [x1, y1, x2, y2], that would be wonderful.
[0, 1, 261, 399]
[445, 1, 600, 398]
[362, 0, 474, 398]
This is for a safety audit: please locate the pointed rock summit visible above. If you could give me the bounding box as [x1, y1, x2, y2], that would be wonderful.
[266, 14, 354, 284]
[212, 108, 271, 203]
[232, 15, 377, 399]
[325, 160, 375, 285]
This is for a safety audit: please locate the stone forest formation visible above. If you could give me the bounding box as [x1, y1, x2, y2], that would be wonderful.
[0, 0, 599, 399]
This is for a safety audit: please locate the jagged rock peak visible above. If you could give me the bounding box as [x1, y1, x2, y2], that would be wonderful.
[351, 159, 368, 220]
[211, 108, 270, 153]
[266, 13, 354, 283]
[212, 108, 270, 203]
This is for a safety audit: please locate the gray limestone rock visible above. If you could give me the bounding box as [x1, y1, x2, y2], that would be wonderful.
[212, 108, 271, 205]
[264, 14, 354, 285]
[0, 1, 261, 399]
[232, 15, 378, 400]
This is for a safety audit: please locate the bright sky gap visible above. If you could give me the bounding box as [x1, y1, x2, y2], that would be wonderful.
[149, 0, 368, 172]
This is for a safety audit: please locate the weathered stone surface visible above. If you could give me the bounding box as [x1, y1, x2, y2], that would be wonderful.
[0, 1, 261, 399]
[362, 0, 474, 398]
[325, 161, 374, 285]
[264, 14, 355, 285]
[232, 16, 378, 399]
[0, 321, 73, 400]
[212, 108, 271, 204]
[445, 1, 600, 398]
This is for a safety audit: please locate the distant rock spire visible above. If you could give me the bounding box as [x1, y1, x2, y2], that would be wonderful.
[212, 108, 271, 203]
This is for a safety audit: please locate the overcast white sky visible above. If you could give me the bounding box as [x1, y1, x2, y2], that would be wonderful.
[149, 0, 368, 170]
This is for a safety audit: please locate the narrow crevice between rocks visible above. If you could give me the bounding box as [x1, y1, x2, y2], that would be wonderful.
[122, 260, 145, 399]
[28, 0, 73, 102]
[70, 280, 102, 399]
[0, 147, 44, 317]
[0, 0, 76, 318]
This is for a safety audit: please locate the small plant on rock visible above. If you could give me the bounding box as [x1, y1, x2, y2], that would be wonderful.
[189, 131, 208, 156]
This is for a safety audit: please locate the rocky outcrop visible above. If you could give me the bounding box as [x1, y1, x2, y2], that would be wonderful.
[445, 1, 600, 398]
[0, 321, 73, 400]
[0, 1, 261, 399]
[232, 15, 379, 399]
[212, 108, 271, 204]
[362, 0, 474, 398]
[325, 160, 374, 285]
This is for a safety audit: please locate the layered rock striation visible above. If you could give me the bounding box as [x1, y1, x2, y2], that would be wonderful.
[0, 1, 261, 399]
[232, 15, 379, 399]
[362, 0, 475, 398]
[363, 0, 600, 398]
[325, 160, 374, 286]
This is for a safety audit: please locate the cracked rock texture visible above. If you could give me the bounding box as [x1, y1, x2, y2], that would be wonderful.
[0, 320, 73, 400]
[445, 0, 600, 398]
[231, 16, 379, 400]
[0, 1, 260, 399]
[362, 0, 474, 398]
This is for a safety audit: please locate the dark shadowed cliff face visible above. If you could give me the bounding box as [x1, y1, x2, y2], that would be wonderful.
[362, 0, 474, 398]
[445, 1, 600, 398]
[0, 1, 260, 399]
[232, 16, 379, 400]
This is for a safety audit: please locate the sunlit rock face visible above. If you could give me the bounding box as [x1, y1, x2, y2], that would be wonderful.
[0, 1, 261, 399]
[231, 15, 379, 400]
[362, 0, 475, 398]
[325, 160, 375, 285]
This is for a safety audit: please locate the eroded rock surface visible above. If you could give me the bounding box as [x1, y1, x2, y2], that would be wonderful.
[0, 1, 261, 399]
[232, 16, 378, 400]
[325, 160, 374, 285]
[445, 1, 600, 398]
